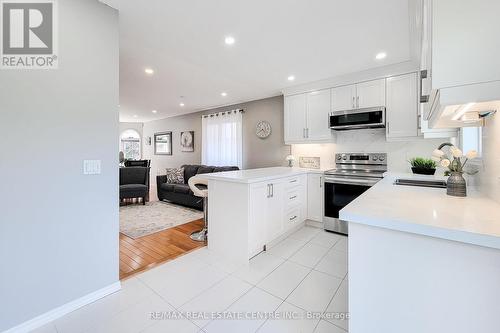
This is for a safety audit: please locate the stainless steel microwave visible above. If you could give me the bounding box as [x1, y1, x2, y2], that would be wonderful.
[329, 106, 386, 130]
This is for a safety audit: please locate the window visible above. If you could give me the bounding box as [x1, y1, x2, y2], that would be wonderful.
[202, 110, 243, 168]
[120, 129, 141, 160]
[460, 127, 482, 157]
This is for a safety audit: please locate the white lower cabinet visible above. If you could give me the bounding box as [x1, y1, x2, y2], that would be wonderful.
[248, 175, 307, 256]
[307, 173, 323, 222]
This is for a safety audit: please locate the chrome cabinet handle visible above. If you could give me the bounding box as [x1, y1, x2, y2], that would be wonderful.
[290, 179, 297, 183]
[420, 70, 429, 103]
[289, 195, 297, 200]
[267, 184, 271, 198]
[356, 96, 359, 108]
[271, 184, 274, 197]
[303, 128, 306, 138]
[352, 96, 355, 108]
[320, 176, 322, 188]
[387, 121, 390, 135]
[289, 215, 298, 221]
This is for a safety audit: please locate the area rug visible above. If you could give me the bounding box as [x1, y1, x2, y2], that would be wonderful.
[120, 201, 203, 239]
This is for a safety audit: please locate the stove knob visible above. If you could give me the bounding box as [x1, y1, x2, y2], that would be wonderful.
[372, 156, 378, 161]
[337, 155, 342, 160]
[379, 155, 385, 161]
[342, 156, 347, 160]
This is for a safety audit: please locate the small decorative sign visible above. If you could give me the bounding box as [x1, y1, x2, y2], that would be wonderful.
[299, 157, 320, 169]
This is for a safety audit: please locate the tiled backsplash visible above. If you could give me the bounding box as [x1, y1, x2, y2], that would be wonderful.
[291, 129, 446, 173]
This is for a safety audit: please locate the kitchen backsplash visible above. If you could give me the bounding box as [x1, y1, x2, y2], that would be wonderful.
[291, 129, 447, 173]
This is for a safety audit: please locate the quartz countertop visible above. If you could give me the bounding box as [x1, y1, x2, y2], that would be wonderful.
[198, 167, 325, 184]
[340, 173, 500, 250]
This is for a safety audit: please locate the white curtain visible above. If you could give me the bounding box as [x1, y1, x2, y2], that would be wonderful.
[202, 110, 243, 168]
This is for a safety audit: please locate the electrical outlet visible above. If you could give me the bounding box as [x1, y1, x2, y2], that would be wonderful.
[83, 160, 101, 175]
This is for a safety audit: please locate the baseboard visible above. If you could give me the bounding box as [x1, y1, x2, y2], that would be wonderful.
[267, 221, 306, 249]
[3, 281, 121, 333]
[305, 219, 324, 229]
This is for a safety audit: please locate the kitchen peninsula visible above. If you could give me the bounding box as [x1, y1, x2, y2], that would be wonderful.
[342, 173, 500, 333]
[199, 167, 324, 263]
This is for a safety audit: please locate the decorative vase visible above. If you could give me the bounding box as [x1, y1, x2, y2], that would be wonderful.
[447, 172, 467, 197]
[411, 167, 436, 175]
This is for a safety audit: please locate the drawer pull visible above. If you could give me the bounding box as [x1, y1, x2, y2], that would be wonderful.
[289, 215, 297, 221]
[290, 179, 297, 183]
[289, 195, 297, 200]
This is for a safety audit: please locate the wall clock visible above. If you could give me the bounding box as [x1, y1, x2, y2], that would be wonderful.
[256, 121, 272, 139]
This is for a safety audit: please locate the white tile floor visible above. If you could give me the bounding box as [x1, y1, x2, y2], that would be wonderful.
[33, 225, 348, 333]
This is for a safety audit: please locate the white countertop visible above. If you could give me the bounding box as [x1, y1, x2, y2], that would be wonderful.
[198, 167, 325, 184]
[340, 173, 500, 250]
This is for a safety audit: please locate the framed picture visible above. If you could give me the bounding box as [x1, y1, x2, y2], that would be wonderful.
[180, 131, 194, 152]
[154, 132, 172, 155]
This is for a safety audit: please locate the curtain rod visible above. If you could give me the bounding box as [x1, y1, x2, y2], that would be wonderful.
[202, 109, 244, 118]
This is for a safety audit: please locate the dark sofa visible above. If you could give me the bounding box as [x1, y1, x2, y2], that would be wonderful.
[157, 164, 239, 210]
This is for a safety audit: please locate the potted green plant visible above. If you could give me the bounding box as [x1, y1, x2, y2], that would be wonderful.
[409, 157, 437, 175]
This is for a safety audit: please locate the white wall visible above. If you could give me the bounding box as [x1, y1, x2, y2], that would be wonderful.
[292, 129, 446, 173]
[0, 1, 119, 331]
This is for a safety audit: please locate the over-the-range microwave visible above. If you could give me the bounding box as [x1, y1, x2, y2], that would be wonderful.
[329, 106, 386, 130]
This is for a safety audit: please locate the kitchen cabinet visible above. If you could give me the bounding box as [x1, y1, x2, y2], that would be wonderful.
[284, 89, 332, 144]
[331, 79, 385, 111]
[386, 73, 419, 140]
[284, 93, 307, 142]
[307, 173, 323, 222]
[331, 84, 356, 111]
[266, 181, 285, 242]
[356, 79, 386, 108]
[306, 90, 332, 141]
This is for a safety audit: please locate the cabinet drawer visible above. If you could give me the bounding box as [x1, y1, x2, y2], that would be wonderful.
[285, 175, 305, 189]
[285, 208, 302, 228]
[285, 188, 301, 209]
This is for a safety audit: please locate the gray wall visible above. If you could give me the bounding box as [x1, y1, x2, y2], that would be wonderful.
[0, 1, 119, 330]
[143, 96, 290, 199]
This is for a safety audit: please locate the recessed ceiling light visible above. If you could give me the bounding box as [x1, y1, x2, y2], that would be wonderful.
[375, 52, 387, 60]
[287, 75, 295, 81]
[179, 102, 185, 107]
[152, 110, 157, 114]
[144, 68, 154, 75]
[221, 92, 227, 97]
[224, 36, 235, 45]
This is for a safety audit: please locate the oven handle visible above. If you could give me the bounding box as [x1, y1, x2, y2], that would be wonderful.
[324, 176, 379, 186]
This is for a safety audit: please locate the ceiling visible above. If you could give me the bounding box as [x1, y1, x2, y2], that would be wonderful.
[104, 0, 418, 123]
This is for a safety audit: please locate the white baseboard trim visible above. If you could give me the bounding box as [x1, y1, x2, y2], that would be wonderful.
[3, 281, 121, 333]
[305, 219, 324, 229]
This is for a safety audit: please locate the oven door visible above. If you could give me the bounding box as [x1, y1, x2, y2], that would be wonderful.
[323, 176, 378, 235]
[329, 107, 385, 130]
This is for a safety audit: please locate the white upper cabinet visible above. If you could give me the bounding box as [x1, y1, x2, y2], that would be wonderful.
[306, 89, 331, 141]
[331, 84, 356, 111]
[331, 79, 385, 111]
[284, 93, 307, 143]
[386, 73, 418, 140]
[356, 79, 386, 109]
[432, 0, 500, 90]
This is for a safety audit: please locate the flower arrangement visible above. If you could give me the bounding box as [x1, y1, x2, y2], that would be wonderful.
[431, 143, 478, 197]
[431, 146, 478, 176]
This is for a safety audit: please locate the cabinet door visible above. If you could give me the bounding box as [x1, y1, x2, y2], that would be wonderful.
[356, 79, 386, 108]
[248, 183, 269, 256]
[284, 94, 307, 142]
[386, 73, 419, 139]
[267, 181, 284, 241]
[331, 85, 356, 111]
[307, 174, 323, 222]
[306, 89, 331, 140]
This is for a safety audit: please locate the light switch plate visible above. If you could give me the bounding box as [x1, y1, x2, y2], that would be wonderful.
[83, 160, 101, 175]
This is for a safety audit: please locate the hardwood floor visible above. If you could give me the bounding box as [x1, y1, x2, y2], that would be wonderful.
[119, 218, 205, 280]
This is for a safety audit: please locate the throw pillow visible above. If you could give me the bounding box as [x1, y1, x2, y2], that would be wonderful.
[165, 167, 184, 184]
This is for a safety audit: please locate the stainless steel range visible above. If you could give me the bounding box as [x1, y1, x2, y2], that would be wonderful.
[323, 153, 387, 235]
